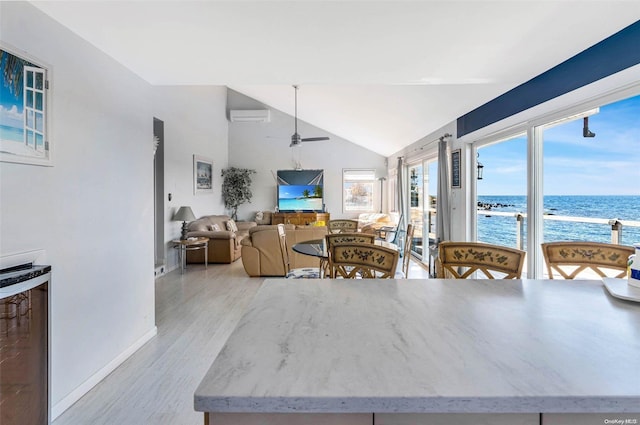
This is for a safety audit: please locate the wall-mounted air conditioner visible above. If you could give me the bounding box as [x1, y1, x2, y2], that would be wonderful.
[229, 109, 271, 123]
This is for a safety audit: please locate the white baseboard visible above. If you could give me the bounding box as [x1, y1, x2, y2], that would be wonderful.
[51, 326, 158, 420]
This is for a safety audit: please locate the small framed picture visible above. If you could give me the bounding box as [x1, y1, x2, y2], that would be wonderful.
[451, 149, 461, 188]
[193, 155, 213, 195]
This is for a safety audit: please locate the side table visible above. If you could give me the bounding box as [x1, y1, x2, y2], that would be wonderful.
[172, 237, 209, 274]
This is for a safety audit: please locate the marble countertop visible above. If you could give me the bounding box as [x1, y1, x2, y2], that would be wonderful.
[194, 278, 640, 413]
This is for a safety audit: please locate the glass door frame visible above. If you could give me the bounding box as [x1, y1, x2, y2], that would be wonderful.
[405, 153, 438, 264]
[468, 84, 640, 278]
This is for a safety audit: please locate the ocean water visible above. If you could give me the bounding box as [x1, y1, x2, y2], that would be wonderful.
[0, 124, 23, 142]
[477, 195, 640, 248]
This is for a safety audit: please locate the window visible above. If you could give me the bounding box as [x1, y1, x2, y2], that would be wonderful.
[23, 66, 46, 152]
[471, 92, 640, 278]
[476, 134, 528, 251]
[0, 47, 50, 165]
[343, 169, 376, 213]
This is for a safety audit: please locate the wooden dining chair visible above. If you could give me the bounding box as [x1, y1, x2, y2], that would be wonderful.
[324, 233, 376, 278]
[438, 241, 526, 279]
[328, 219, 359, 234]
[541, 241, 633, 279]
[401, 224, 415, 278]
[326, 233, 376, 246]
[329, 243, 399, 279]
[277, 224, 321, 278]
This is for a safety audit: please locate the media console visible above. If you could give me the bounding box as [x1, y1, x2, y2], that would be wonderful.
[272, 212, 330, 226]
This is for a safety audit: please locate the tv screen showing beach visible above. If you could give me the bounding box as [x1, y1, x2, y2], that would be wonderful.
[278, 185, 323, 211]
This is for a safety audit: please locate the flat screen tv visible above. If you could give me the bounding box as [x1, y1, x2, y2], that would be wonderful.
[277, 169, 324, 212]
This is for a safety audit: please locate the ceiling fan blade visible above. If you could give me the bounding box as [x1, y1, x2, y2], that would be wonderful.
[301, 137, 330, 142]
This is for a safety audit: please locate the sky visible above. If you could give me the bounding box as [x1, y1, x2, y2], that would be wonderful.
[279, 185, 316, 199]
[476, 94, 640, 196]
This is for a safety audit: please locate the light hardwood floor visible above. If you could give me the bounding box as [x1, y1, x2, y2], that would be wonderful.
[53, 260, 262, 425]
[53, 257, 428, 425]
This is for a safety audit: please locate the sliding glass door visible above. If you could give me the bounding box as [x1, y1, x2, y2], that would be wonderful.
[476, 134, 527, 251]
[541, 95, 640, 247]
[407, 159, 438, 261]
[408, 163, 424, 258]
[473, 92, 640, 278]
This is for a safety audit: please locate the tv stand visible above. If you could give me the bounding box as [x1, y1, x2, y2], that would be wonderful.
[273, 212, 330, 226]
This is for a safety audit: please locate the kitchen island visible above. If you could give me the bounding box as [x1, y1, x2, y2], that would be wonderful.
[194, 278, 640, 425]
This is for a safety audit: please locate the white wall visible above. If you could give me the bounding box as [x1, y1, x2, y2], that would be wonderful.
[0, 2, 156, 418]
[153, 86, 229, 271]
[227, 89, 387, 220]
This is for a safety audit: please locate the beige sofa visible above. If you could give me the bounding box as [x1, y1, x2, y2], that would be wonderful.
[241, 224, 328, 277]
[185, 215, 256, 264]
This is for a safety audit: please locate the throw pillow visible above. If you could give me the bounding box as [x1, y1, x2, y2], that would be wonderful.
[209, 224, 221, 231]
[226, 219, 238, 232]
[255, 211, 264, 221]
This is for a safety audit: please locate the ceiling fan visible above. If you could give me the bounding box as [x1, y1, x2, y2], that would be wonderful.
[289, 85, 330, 148]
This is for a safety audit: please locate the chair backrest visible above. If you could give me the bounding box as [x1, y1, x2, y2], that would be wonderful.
[328, 219, 359, 234]
[541, 241, 634, 279]
[326, 233, 376, 247]
[325, 233, 376, 278]
[329, 243, 399, 279]
[276, 223, 290, 273]
[438, 241, 526, 279]
[402, 224, 415, 278]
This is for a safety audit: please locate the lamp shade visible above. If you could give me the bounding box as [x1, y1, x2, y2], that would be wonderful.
[173, 206, 196, 222]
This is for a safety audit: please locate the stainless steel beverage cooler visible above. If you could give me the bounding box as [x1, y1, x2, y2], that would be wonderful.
[1, 255, 51, 425]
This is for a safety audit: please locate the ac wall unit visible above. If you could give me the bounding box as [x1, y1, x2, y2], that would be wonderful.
[229, 109, 271, 123]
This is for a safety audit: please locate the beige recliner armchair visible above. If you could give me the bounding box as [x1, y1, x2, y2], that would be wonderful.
[241, 224, 328, 277]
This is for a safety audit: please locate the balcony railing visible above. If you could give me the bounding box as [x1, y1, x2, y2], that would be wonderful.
[476, 210, 640, 249]
[413, 209, 637, 261]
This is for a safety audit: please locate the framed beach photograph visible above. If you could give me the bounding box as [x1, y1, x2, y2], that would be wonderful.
[451, 149, 461, 188]
[193, 155, 213, 195]
[0, 43, 52, 166]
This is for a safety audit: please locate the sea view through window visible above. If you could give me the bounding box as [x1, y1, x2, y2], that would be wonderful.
[477, 94, 640, 249]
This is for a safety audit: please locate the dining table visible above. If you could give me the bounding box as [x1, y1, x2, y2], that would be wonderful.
[194, 278, 640, 425]
[291, 238, 399, 258]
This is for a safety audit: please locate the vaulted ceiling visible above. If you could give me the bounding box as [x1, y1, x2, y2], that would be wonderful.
[32, 1, 640, 156]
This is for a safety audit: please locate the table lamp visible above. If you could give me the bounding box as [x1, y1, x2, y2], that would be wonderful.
[173, 206, 196, 240]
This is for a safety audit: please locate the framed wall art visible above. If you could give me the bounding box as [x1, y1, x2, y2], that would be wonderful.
[0, 43, 52, 166]
[193, 155, 213, 195]
[451, 149, 461, 188]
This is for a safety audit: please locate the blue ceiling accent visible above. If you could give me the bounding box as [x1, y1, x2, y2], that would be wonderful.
[457, 20, 640, 138]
